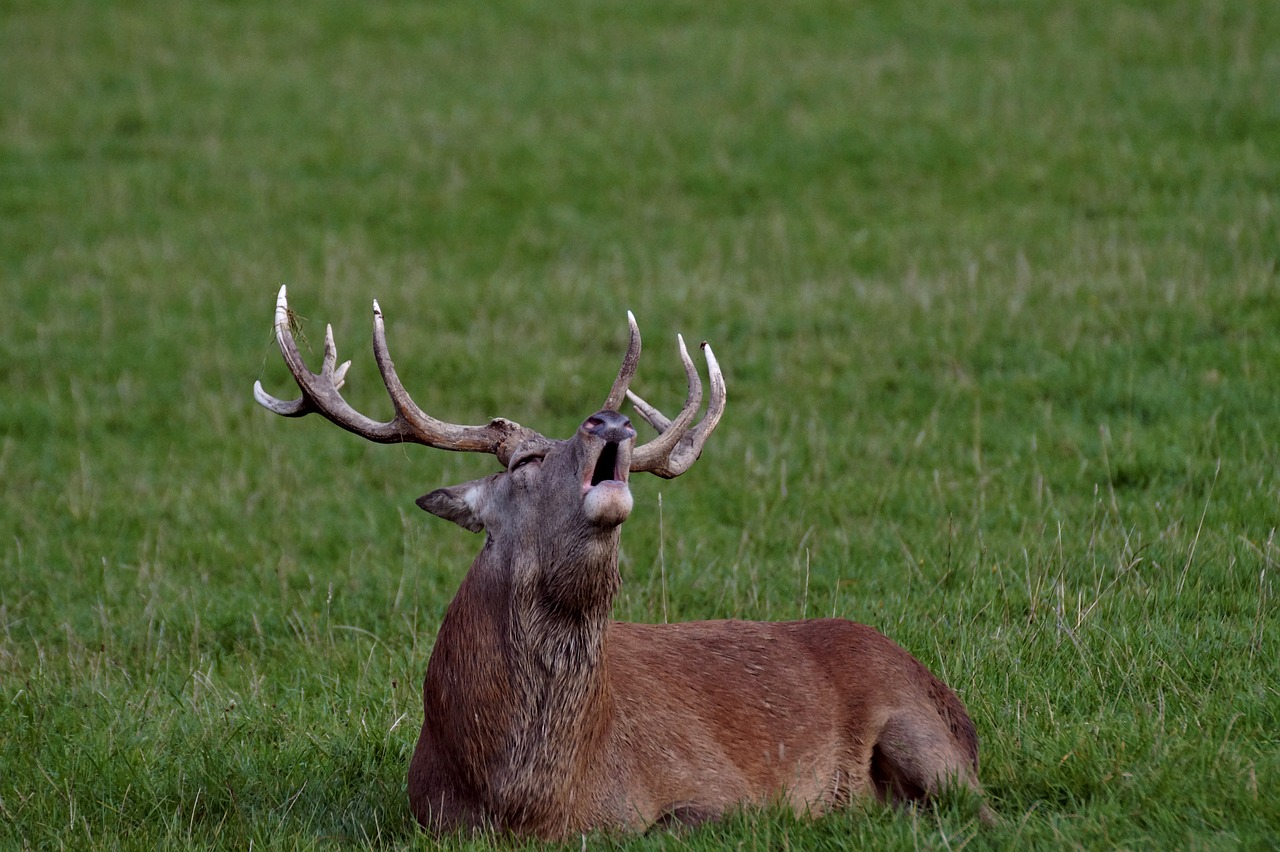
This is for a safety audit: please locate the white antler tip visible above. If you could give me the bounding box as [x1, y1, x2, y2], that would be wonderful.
[372, 299, 382, 318]
[333, 360, 352, 387]
[252, 380, 304, 415]
[273, 287, 290, 333]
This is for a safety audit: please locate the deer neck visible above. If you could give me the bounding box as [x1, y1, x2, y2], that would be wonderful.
[429, 531, 621, 830]
[504, 527, 620, 724]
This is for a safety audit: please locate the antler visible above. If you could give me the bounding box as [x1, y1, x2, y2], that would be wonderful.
[626, 333, 727, 480]
[253, 286, 535, 465]
[601, 311, 642, 411]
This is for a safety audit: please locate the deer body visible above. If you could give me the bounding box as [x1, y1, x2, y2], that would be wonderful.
[404, 411, 980, 838]
[413, 614, 981, 837]
[254, 288, 988, 840]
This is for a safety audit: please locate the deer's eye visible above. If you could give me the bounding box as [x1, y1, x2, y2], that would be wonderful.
[510, 453, 544, 471]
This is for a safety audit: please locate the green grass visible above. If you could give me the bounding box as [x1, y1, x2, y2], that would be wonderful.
[2, 0, 1277, 847]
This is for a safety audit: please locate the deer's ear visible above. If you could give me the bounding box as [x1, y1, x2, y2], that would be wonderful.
[416, 475, 500, 533]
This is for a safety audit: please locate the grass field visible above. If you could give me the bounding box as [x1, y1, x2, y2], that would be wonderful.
[2, 0, 1278, 848]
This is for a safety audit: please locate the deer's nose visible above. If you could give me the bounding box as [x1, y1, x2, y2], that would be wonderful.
[584, 410, 636, 443]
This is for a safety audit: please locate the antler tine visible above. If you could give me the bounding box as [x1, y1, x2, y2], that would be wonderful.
[628, 335, 726, 479]
[631, 333, 702, 450]
[253, 286, 365, 421]
[253, 319, 353, 415]
[602, 311, 641, 411]
[625, 388, 671, 433]
[368, 299, 530, 461]
[254, 286, 532, 464]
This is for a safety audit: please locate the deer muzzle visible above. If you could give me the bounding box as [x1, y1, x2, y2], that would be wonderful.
[580, 411, 636, 526]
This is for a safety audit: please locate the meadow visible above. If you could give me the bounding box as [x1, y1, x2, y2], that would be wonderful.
[2, 0, 1277, 848]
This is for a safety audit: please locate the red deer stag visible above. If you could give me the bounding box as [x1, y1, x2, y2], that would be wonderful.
[254, 286, 990, 839]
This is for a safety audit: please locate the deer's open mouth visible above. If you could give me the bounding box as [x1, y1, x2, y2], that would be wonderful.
[577, 411, 635, 525]
[586, 441, 626, 491]
[581, 439, 633, 525]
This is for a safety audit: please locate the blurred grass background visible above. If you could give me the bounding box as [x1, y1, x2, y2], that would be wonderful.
[2, 0, 1277, 847]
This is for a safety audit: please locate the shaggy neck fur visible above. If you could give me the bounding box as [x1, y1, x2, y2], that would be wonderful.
[424, 527, 622, 836]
